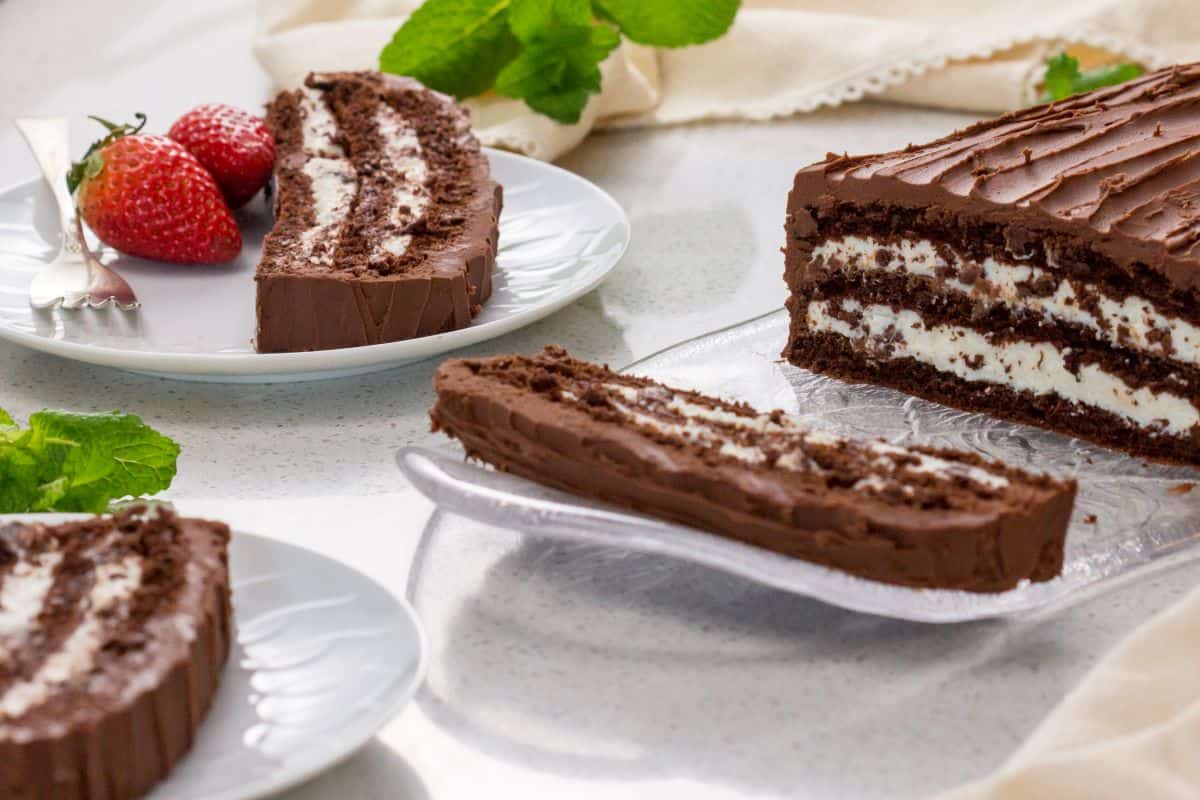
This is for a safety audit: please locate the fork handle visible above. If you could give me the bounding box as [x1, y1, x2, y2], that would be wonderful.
[15, 117, 85, 257]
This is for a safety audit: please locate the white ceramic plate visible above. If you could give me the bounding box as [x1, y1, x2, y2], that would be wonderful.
[0, 149, 629, 382]
[398, 311, 1200, 623]
[0, 513, 429, 799]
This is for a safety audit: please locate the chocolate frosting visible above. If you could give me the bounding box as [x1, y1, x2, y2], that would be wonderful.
[790, 63, 1200, 293]
[257, 71, 500, 352]
[0, 508, 232, 800]
[431, 348, 1076, 592]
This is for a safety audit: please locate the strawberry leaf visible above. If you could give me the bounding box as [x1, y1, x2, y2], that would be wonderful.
[66, 113, 147, 195]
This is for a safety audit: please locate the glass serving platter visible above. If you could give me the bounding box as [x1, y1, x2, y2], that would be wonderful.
[398, 311, 1200, 623]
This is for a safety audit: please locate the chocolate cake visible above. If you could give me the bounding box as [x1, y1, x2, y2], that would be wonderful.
[0, 508, 232, 800]
[258, 71, 501, 352]
[784, 64, 1200, 464]
[431, 347, 1077, 592]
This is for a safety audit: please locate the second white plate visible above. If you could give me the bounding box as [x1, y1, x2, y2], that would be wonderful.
[0, 514, 429, 799]
[0, 149, 629, 382]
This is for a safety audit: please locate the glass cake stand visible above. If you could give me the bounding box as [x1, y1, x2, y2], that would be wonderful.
[398, 310, 1200, 623]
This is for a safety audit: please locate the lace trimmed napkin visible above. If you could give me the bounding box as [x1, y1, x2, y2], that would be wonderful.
[255, 0, 1200, 160]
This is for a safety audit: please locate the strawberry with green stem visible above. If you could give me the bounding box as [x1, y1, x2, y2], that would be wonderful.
[68, 114, 241, 265]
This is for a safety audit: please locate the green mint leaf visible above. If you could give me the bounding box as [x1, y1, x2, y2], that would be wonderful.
[377, 0, 742, 123]
[495, 23, 620, 123]
[593, 0, 739, 47]
[26, 411, 180, 513]
[0, 445, 40, 513]
[1041, 53, 1143, 102]
[1072, 62, 1144, 95]
[379, 0, 520, 99]
[0, 409, 179, 514]
[0, 407, 13, 428]
[508, 0, 591, 42]
[1041, 53, 1079, 102]
[33, 477, 69, 512]
[521, 88, 595, 123]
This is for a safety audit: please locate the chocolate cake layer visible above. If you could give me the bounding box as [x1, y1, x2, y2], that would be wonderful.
[785, 64, 1200, 464]
[0, 508, 232, 800]
[431, 347, 1077, 592]
[258, 71, 501, 352]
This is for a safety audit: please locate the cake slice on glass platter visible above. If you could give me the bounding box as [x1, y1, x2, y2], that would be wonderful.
[430, 347, 1077, 593]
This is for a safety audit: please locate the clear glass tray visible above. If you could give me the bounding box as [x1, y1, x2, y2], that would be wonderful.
[398, 311, 1200, 622]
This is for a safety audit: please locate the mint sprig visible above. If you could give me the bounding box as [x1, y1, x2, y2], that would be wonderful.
[1041, 53, 1143, 103]
[0, 407, 180, 513]
[593, 0, 739, 48]
[380, 0, 741, 124]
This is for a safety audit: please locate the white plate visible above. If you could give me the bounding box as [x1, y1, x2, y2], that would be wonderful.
[398, 311, 1200, 623]
[0, 513, 429, 799]
[0, 149, 629, 382]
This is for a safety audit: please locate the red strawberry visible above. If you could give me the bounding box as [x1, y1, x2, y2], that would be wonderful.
[69, 115, 241, 264]
[168, 104, 275, 208]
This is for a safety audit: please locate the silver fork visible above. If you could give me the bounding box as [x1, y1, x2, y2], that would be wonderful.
[15, 117, 139, 310]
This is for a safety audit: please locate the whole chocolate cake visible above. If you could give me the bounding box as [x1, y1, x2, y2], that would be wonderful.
[784, 64, 1200, 464]
[258, 71, 501, 352]
[431, 347, 1077, 592]
[0, 508, 232, 800]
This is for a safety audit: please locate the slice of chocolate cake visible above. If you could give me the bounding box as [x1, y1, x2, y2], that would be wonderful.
[431, 347, 1077, 592]
[784, 64, 1200, 464]
[258, 71, 501, 352]
[0, 508, 232, 800]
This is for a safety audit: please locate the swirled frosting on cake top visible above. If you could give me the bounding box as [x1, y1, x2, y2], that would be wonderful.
[791, 63, 1200, 290]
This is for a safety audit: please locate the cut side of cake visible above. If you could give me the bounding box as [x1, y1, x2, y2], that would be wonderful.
[784, 64, 1200, 464]
[258, 71, 501, 352]
[431, 347, 1077, 592]
[0, 508, 232, 800]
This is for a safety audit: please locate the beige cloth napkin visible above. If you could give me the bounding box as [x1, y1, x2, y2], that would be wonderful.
[940, 583, 1200, 800]
[254, 0, 1200, 160]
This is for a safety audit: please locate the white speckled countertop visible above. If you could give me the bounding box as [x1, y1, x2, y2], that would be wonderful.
[3, 2, 1199, 798]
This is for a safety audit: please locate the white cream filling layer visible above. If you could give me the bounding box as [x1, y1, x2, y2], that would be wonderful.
[297, 87, 358, 266]
[600, 384, 1008, 490]
[0, 557, 144, 719]
[813, 236, 1200, 368]
[299, 87, 341, 156]
[807, 299, 1200, 435]
[295, 87, 433, 265]
[0, 551, 61, 639]
[300, 158, 356, 265]
[374, 105, 430, 260]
